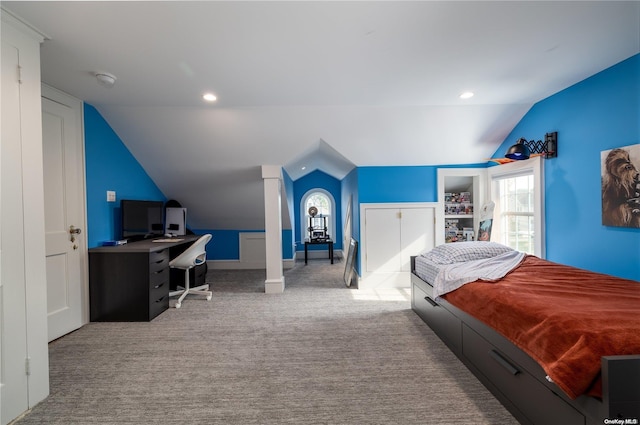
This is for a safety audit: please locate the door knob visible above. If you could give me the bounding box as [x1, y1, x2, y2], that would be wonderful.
[69, 225, 82, 243]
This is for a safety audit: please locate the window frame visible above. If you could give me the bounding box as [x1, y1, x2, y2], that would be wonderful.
[487, 156, 545, 257]
[300, 189, 335, 243]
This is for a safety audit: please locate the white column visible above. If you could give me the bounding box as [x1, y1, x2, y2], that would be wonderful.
[262, 165, 284, 293]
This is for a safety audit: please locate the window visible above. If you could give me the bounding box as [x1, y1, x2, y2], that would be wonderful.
[497, 174, 534, 253]
[488, 156, 545, 257]
[301, 190, 335, 242]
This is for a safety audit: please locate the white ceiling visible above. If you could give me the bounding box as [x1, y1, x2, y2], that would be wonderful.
[4, 1, 639, 230]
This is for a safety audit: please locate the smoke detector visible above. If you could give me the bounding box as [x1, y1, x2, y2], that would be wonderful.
[95, 72, 117, 88]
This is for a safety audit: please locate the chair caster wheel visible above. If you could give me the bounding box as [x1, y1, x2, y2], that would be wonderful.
[206, 295, 212, 301]
[175, 303, 181, 309]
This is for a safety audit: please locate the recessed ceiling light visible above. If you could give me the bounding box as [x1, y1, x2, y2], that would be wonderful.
[203, 93, 217, 102]
[460, 91, 474, 99]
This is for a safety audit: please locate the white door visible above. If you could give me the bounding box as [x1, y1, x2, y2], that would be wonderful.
[1, 35, 30, 425]
[364, 208, 401, 273]
[42, 88, 86, 342]
[400, 208, 435, 271]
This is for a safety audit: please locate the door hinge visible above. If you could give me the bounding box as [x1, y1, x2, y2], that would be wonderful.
[25, 357, 31, 375]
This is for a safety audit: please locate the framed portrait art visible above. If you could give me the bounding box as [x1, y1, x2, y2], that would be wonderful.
[601, 143, 640, 228]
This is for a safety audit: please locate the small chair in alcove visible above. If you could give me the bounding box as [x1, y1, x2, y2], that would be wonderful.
[169, 234, 213, 308]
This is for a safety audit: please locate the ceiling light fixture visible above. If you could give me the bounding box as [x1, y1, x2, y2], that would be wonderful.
[459, 91, 474, 99]
[95, 72, 117, 88]
[203, 93, 217, 102]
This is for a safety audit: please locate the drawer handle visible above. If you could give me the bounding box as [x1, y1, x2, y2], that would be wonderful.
[155, 296, 166, 303]
[154, 268, 165, 275]
[424, 296, 438, 307]
[155, 258, 166, 265]
[153, 282, 164, 290]
[489, 349, 520, 375]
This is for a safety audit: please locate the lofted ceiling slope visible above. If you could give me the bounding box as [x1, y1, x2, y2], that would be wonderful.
[4, 1, 639, 231]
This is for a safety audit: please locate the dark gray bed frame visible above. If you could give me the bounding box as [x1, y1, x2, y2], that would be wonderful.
[410, 256, 640, 425]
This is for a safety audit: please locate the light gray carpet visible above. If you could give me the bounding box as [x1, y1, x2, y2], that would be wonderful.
[15, 259, 516, 424]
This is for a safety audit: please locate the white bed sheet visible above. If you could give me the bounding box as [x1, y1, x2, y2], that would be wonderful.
[415, 250, 525, 299]
[414, 255, 442, 285]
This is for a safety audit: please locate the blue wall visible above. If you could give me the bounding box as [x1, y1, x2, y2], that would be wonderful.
[491, 54, 639, 280]
[294, 170, 343, 251]
[357, 164, 487, 204]
[358, 166, 439, 203]
[84, 104, 166, 248]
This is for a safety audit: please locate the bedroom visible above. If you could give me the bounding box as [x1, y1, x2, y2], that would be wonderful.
[1, 2, 639, 424]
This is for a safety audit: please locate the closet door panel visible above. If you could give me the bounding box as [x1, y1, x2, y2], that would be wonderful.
[364, 208, 401, 273]
[400, 208, 435, 272]
[1, 39, 30, 425]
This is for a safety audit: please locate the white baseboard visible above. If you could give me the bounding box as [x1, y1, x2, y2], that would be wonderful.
[357, 271, 411, 289]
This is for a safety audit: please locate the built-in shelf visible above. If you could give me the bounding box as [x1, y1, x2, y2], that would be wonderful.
[436, 169, 487, 245]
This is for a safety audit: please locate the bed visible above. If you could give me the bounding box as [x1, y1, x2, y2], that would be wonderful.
[410, 242, 640, 425]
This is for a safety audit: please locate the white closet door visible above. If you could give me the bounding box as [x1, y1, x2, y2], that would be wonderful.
[1, 37, 30, 425]
[400, 208, 435, 271]
[2, 11, 48, 424]
[364, 208, 401, 273]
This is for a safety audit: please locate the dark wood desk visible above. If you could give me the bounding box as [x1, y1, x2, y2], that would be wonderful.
[89, 235, 201, 321]
[304, 239, 334, 264]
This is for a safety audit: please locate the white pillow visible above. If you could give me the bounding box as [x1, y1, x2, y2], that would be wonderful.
[421, 241, 514, 265]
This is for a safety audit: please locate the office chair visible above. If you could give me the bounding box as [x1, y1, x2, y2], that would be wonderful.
[169, 234, 213, 308]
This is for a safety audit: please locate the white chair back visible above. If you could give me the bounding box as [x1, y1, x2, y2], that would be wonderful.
[169, 234, 212, 269]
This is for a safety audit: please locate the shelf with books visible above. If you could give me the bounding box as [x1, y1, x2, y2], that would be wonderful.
[436, 169, 486, 245]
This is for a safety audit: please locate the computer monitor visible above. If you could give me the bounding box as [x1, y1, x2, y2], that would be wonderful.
[120, 199, 164, 241]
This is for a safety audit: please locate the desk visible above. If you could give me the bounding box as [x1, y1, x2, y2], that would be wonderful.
[304, 239, 334, 264]
[89, 235, 201, 321]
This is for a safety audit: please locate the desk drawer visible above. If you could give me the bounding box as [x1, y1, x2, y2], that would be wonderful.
[150, 276, 169, 299]
[149, 249, 169, 272]
[462, 324, 584, 425]
[150, 266, 169, 286]
[150, 248, 169, 263]
[149, 269, 169, 321]
[149, 291, 169, 320]
[412, 283, 461, 353]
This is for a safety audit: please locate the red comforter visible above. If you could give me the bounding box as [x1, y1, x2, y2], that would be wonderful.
[443, 255, 640, 399]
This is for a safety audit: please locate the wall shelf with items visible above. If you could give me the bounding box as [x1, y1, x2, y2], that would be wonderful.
[445, 190, 474, 242]
[436, 169, 487, 245]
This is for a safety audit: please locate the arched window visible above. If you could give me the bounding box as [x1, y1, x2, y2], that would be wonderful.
[301, 189, 335, 242]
